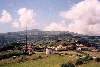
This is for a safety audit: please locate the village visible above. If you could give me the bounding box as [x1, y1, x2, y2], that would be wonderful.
[22, 40, 99, 55]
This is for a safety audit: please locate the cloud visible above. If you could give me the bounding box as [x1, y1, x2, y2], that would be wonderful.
[12, 20, 20, 28]
[44, 21, 67, 31]
[59, 0, 100, 35]
[0, 8, 37, 30]
[0, 10, 12, 23]
[12, 8, 36, 29]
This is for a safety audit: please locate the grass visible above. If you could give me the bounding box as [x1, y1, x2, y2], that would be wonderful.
[83, 51, 100, 57]
[78, 61, 100, 67]
[0, 54, 76, 67]
[0, 51, 100, 67]
[0, 51, 78, 67]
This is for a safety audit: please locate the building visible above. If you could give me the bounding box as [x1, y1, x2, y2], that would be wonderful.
[35, 44, 44, 52]
[76, 44, 84, 47]
[76, 44, 88, 51]
[46, 48, 53, 54]
[77, 46, 88, 51]
[91, 49, 99, 52]
[88, 47, 96, 51]
[55, 45, 68, 51]
[23, 45, 33, 55]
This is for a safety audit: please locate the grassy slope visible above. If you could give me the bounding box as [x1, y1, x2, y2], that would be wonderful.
[83, 51, 100, 57]
[1, 55, 76, 67]
[0, 51, 100, 67]
[78, 61, 100, 67]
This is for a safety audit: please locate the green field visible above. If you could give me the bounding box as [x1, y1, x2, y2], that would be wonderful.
[78, 61, 100, 67]
[83, 51, 100, 57]
[0, 55, 76, 67]
[0, 51, 100, 67]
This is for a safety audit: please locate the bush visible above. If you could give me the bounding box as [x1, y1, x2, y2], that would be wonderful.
[66, 62, 75, 67]
[95, 57, 100, 62]
[61, 62, 75, 67]
[38, 56, 42, 59]
[0, 50, 22, 60]
[75, 58, 83, 65]
[83, 54, 93, 61]
[88, 56, 93, 60]
[61, 63, 67, 67]
[83, 54, 89, 61]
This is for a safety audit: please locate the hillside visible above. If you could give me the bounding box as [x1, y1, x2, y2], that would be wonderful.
[0, 29, 100, 49]
[0, 29, 83, 45]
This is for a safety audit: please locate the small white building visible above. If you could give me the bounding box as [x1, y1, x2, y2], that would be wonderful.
[46, 48, 53, 54]
[77, 47, 81, 51]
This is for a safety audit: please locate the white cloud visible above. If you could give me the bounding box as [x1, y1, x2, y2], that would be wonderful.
[59, 0, 100, 35]
[0, 8, 37, 30]
[0, 10, 12, 23]
[13, 8, 36, 29]
[12, 20, 20, 28]
[44, 21, 67, 31]
[61, 0, 100, 35]
[44, 0, 100, 35]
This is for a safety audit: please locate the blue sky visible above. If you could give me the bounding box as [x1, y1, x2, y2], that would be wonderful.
[0, 0, 81, 33]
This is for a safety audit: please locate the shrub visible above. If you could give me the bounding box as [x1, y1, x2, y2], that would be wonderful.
[83, 54, 89, 61]
[83, 54, 93, 61]
[88, 56, 93, 60]
[75, 58, 83, 65]
[0, 50, 22, 60]
[61, 62, 75, 67]
[61, 63, 67, 67]
[66, 62, 75, 67]
[38, 56, 42, 59]
[95, 57, 100, 62]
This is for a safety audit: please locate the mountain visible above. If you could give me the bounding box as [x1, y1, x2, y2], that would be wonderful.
[0, 29, 100, 49]
[0, 29, 86, 45]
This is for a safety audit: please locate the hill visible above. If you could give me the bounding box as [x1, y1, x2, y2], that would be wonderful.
[0, 29, 100, 49]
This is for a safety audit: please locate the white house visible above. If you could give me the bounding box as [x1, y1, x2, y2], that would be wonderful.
[46, 48, 53, 54]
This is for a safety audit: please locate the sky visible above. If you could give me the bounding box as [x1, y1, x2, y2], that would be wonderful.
[0, 0, 100, 36]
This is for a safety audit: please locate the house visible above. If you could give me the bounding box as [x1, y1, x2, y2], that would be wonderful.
[91, 49, 99, 52]
[23, 45, 33, 55]
[35, 44, 44, 52]
[77, 47, 81, 51]
[88, 47, 96, 51]
[46, 47, 53, 54]
[77, 46, 88, 51]
[76, 44, 84, 47]
[76, 44, 88, 51]
[55, 45, 68, 51]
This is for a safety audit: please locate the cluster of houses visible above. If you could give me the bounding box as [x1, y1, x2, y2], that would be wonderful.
[76, 44, 98, 51]
[22, 41, 99, 55]
[45, 43, 99, 54]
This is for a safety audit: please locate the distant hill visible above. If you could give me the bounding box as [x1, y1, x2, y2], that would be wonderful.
[2, 29, 100, 46]
[0, 29, 84, 45]
[0, 29, 84, 36]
